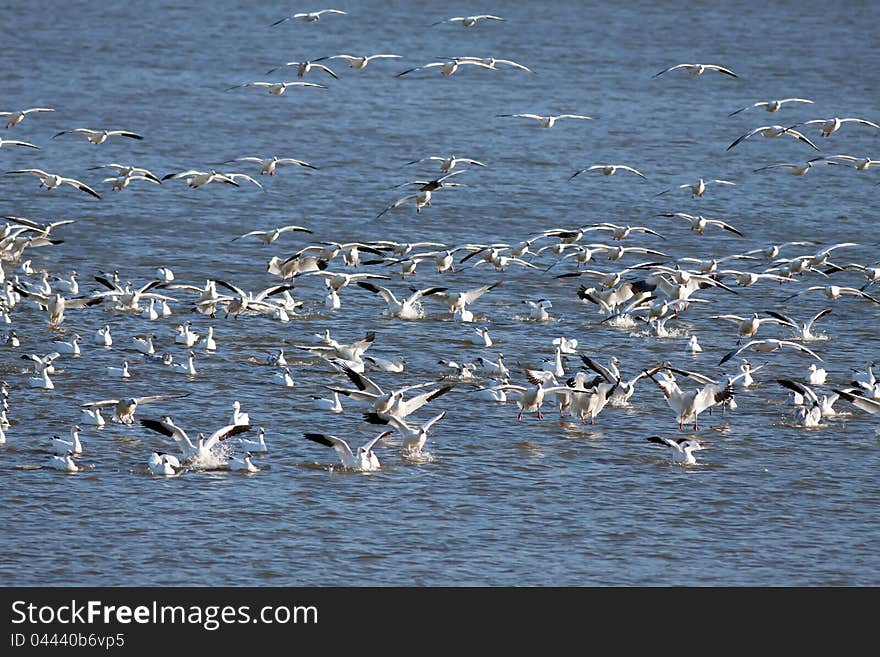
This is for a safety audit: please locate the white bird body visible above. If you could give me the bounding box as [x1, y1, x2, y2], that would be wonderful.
[499, 113, 594, 128]
[238, 427, 267, 453]
[140, 417, 251, 467]
[231, 401, 250, 426]
[148, 452, 180, 476]
[646, 436, 705, 465]
[653, 63, 737, 78]
[229, 453, 260, 472]
[80, 407, 105, 427]
[52, 426, 83, 455]
[48, 452, 79, 472]
[303, 431, 390, 471]
[273, 367, 294, 387]
[312, 392, 343, 413]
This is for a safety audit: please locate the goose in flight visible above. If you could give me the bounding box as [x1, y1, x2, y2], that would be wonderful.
[272, 9, 347, 25]
[161, 169, 239, 188]
[211, 280, 295, 318]
[140, 417, 251, 466]
[396, 58, 494, 77]
[646, 436, 705, 465]
[12, 287, 102, 327]
[88, 163, 161, 183]
[265, 60, 338, 79]
[454, 56, 533, 73]
[53, 128, 143, 144]
[570, 164, 646, 181]
[657, 212, 744, 236]
[225, 81, 328, 94]
[646, 366, 735, 430]
[81, 394, 188, 425]
[0, 107, 54, 128]
[727, 125, 819, 151]
[303, 431, 390, 472]
[362, 410, 446, 455]
[322, 53, 402, 70]
[227, 156, 317, 175]
[728, 98, 814, 117]
[232, 224, 313, 245]
[708, 312, 789, 341]
[101, 171, 160, 191]
[656, 178, 736, 198]
[792, 116, 880, 138]
[828, 154, 880, 171]
[375, 190, 433, 217]
[355, 281, 447, 319]
[831, 388, 880, 427]
[653, 63, 737, 78]
[782, 284, 880, 305]
[328, 364, 452, 420]
[7, 169, 102, 198]
[497, 113, 594, 128]
[431, 14, 505, 27]
[762, 308, 832, 341]
[718, 339, 823, 366]
[406, 154, 487, 174]
[0, 137, 39, 149]
[752, 157, 837, 176]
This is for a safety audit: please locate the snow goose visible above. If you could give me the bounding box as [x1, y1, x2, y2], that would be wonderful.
[406, 154, 487, 174]
[656, 178, 736, 199]
[570, 164, 646, 180]
[232, 224, 313, 245]
[763, 308, 832, 341]
[52, 334, 81, 355]
[726, 125, 819, 151]
[161, 169, 239, 188]
[231, 401, 250, 426]
[28, 368, 54, 390]
[53, 128, 143, 144]
[0, 137, 39, 150]
[728, 98, 813, 117]
[0, 107, 54, 128]
[203, 326, 216, 352]
[431, 14, 505, 27]
[47, 451, 79, 472]
[94, 324, 112, 347]
[140, 417, 251, 466]
[228, 453, 260, 472]
[148, 452, 180, 476]
[228, 156, 318, 176]
[52, 426, 83, 455]
[80, 406, 105, 427]
[302, 431, 391, 472]
[81, 394, 187, 425]
[273, 367, 294, 387]
[11, 287, 102, 327]
[753, 157, 838, 176]
[175, 322, 200, 346]
[362, 410, 446, 455]
[497, 113, 594, 128]
[718, 339, 822, 366]
[265, 60, 338, 79]
[107, 360, 131, 379]
[355, 281, 447, 319]
[312, 392, 343, 413]
[686, 335, 702, 354]
[807, 363, 827, 386]
[272, 9, 347, 25]
[828, 154, 880, 171]
[708, 312, 788, 341]
[170, 351, 197, 375]
[132, 334, 156, 354]
[238, 426, 267, 453]
[646, 366, 734, 430]
[653, 63, 737, 78]
[323, 53, 402, 70]
[793, 116, 880, 138]
[646, 436, 705, 465]
[470, 326, 493, 347]
[657, 212, 743, 236]
[328, 365, 453, 420]
[225, 81, 328, 95]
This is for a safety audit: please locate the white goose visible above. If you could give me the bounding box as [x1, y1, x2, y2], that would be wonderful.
[52, 426, 83, 455]
[273, 367, 294, 387]
[47, 452, 79, 472]
[238, 426, 268, 453]
[363, 410, 446, 455]
[7, 169, 102, 198]
[107, 360, 131, 379]
[148, 452, 180, 476]
[228, 453, 260, 472]
[646, 436, 705, 465]
[355, 282, 447, 319]
[311, 392, 343, 413]
[80, 406, 106, 427]
[303, 431, 391, 472]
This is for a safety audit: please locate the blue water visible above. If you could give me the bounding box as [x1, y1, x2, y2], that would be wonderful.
[1, 0, 878, 586]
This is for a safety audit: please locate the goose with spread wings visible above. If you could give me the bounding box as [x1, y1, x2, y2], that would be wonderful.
[82, 393, 189, 425]
[7, 169, 102, 198]
[646, 366, 735, 430]
[303, 431, 390, 472]
[140, 417, 252, 465]
[356, 281, 447, 319]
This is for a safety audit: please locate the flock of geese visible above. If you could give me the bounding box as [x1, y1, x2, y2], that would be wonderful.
[2, 6, 880, 480]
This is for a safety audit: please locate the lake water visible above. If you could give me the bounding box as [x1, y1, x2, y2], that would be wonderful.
[1, 0, 878, 586]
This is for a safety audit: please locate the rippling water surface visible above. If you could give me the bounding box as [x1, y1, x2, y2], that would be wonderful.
[1, 0, 879, 586]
